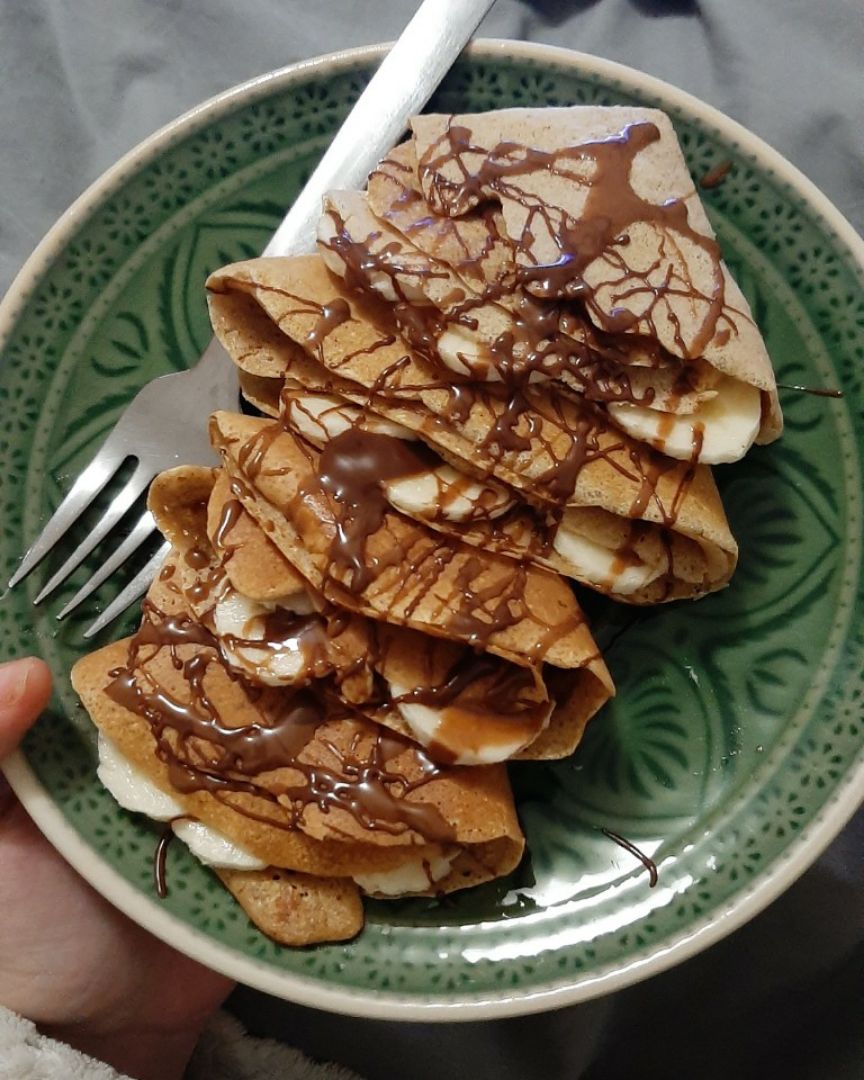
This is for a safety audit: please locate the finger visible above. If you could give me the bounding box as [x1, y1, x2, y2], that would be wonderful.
[0, 658, 53, 761]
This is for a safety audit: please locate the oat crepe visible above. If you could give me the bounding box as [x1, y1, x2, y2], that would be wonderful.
[277, 386, 720, 603]
[215, 867, 364, 947]
[320, 187, 719, 413]
[81, 550, 366, 943]
[210, 412, 616, 750]
[153, 468, 378, 707]
[71, 576, 526, 901]
[208, 410, 608, 670]
[203, 467, 610, 761]
[207, 255, 737, 601]
[361, 108, 783, 464]
[151, 461, 607, 762]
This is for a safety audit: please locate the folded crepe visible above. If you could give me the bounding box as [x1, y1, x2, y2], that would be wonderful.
[354, 108, 783, 465]
[149, 465, 378, 705]
[71, 568, 526, 918]
[206, 255, 738, 602]
[278, 386, 714, 603]
[148, 462, 610, 764]
[205, 415, 613, 755]
[320, 186, 723, 417]
[215, 867, 364, 947]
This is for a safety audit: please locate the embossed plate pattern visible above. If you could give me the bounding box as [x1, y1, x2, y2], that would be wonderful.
[1, 42, 863, 1019]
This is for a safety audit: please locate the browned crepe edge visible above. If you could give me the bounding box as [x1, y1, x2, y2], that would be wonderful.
[215, 867, 364, 945]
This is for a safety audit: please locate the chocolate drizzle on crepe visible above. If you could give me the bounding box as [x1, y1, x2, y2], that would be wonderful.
[216, 414, 591, 666]
[320, 203, 663, 407]
[314, 427, 436, 592]
[213, 497, 245, 554]
[106, 600, 456, 843]
[181, 461, 572, 765]
[310, 124, 727, 528]
[393, 650, 539, 712]
[335, 119, 737, 414]
[415, 119, 729, 361]
[304, 283, 697, 529]
[389, 649, 552, 764]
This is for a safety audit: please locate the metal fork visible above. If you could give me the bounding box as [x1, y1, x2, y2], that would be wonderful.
[8, 339, 239, 636]
[8, 0, 496, 638]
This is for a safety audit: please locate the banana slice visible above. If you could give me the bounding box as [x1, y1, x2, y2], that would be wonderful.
[388, 680, 549, 766]
[608, 375, 761, 464]
[97, 734, 266, 870]
[171, 820, 267, 871]
[286, 393, 415, 445]
[553, 513, 664, 595]
[437, 325, 499, 381]
[385, 464, 515, 525]
[214, 589, 319, 687]
[98, 732, 183, 821]
[353, 849, 457, 896]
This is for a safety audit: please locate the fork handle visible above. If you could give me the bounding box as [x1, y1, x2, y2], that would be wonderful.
[262, 0, 497, 258]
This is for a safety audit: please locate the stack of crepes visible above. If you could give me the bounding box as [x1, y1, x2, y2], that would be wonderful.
[72, 105, 781, 946]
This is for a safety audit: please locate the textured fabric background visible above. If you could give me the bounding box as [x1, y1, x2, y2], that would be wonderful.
[0, 2, 861, 1078]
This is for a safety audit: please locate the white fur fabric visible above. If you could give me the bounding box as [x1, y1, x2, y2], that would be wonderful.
[0, 1007, 363, 1080]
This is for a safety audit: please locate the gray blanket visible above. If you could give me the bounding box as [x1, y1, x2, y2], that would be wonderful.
[0, 2, 861, 1078]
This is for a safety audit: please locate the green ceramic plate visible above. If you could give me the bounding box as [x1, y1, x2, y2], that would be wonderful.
[1, 42, 862, 1020]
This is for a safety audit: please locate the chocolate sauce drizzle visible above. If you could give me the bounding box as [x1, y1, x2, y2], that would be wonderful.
[313, 427, 436, 592]
[776, 383, 843, 399]
[213, 497, 245, 554]
[217, 413, 588, 660]
[389, 648, 552, 763]
[601, 827, 659, 887]
[107, 600, 456, 844]
[321, 201, 662, 409]
[393, 650, 537, 713]
[416, 119, 729, 362]
[699, 160, 733, 190]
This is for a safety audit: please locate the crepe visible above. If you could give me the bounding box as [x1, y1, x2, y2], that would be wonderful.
[150, 462, 612, 765]
[208, 411, 608, 668]
[278, 385, 726, 602]
[205, 418, 614, 753]
[71, 574, 526, 906]
[215, 867, 364, 946]
[149, 465, 379, 703]
[357, 108, 783, 464]
[207, 255, 738, 602]
[320, 186, 720, 411]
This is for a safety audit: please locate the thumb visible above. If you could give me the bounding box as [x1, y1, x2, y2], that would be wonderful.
[0, 658, 53, 761]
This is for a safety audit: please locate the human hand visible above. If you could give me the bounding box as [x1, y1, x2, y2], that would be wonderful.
[0, 657, 234, 1080]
